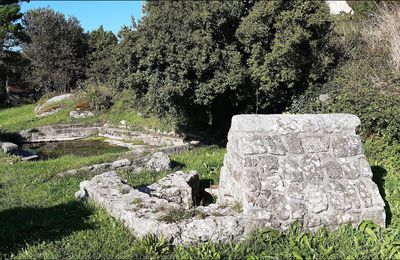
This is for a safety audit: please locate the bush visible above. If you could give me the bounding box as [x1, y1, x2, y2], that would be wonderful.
[119, 0, 337, 132]
[84, 84, 114, 111]
[289, 15, 400, 142]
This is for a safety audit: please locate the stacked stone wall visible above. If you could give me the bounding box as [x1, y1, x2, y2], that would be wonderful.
[218, 114, 385, 230]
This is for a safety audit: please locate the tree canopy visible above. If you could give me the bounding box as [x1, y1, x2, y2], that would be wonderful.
[22, 8, 86, 93]
[113, 0, 336, 132]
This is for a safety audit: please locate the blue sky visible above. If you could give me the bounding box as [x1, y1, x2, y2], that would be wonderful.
[21, 1, 143, 34]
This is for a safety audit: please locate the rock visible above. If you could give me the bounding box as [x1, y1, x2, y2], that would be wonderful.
[326, 1, 353, 15]
[20, 125, 99, 142]
[318, 94, 332, 105]
[59, 158, 132, 177]
[145, 152, 171, 172]
[76, 114, 385, 245]
[70, 110, 94, 119]
[76, 171, 246, 245]
[0, 142, 18, 154]
[35, 94, 74, 117]
[139, 171, 201, 209]
[218, 114, 386, 229]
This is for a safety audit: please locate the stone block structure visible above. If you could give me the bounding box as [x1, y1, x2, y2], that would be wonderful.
[217, 114, 385, 230]
[76, 113, 386, 245]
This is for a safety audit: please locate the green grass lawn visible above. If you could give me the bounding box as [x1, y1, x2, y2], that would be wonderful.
[1, 140, 400, 259]
[0, 103, 173, 133]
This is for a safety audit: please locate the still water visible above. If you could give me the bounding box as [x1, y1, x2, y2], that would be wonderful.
[20, 140, 128, 160]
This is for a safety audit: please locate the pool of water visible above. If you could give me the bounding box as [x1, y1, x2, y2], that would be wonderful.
[20, 140, 128, 160]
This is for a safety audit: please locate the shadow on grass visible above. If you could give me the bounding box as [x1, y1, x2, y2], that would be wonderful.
[170, 160, 185, 170]
[0, 201, 94, 257]
[371, 165, 392, 226]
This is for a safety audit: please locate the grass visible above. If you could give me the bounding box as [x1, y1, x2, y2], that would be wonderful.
[0, 103, 173, 133]
[1, 139, 400, 259]
[1, 98, 400, 259]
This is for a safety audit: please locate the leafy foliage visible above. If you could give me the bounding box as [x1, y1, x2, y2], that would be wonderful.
[85, 26, 117, 85]
[112, 0, 336, 133]
[289, 17, 400, 142]
[22, 8, 87, 94]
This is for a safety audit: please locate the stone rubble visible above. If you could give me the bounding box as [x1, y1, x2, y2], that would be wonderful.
[69, 110, 94, 119]
[76, 114, 386, 244]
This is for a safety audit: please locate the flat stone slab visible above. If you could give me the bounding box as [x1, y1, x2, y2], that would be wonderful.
[218, 114, 386, 230]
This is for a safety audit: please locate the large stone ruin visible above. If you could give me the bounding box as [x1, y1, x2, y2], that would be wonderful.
[76, 114, 385, 244]
[218, 114, 385, 230]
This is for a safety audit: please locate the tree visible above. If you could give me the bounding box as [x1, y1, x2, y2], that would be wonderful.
[131, 1, 255, 130]
[22, 8, 87, 94]
[0, 0, 27, 103]
[236, 0, 335, 113]
[86, 25, 117, 84]
[119, 0, 336, 133]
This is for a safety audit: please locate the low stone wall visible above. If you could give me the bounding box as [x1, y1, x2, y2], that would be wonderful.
[19, 125, 99, 142]
[19, 125, 187, 147]
[76, 171, 250, 245]
[217, 114, 385, 230]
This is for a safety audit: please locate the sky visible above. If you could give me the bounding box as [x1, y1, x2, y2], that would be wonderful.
[20, 1, 143, 34]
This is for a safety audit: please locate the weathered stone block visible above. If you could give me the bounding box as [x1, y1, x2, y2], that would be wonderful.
[332, 135, 363, 158]
[301, 136, 329, 153]
[218, 114, 386, 229]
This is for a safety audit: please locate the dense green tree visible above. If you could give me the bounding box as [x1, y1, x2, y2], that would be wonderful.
[131, 1, 256, 130]
[0, 0, 26, 103]
[117, 0, 336, 133]
[236, 0, 335, 113]
[86, 25, 117, 84]
[22, 8, 87, 94]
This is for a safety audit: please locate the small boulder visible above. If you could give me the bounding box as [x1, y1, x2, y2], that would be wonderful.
[1, 142, 18, 154]
[35, 94, 75, 117]
[145, 152, 171, 172]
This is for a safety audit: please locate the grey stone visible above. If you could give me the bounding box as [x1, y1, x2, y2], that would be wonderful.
[35, 94, 74, 117]
[77, 113, 386, 245]
[283, 159, 303, 182]
[139, 171, 200, 209]
[76, 171, 248, 245]
[302, 155, 323, 181]
[325, 161, 343, 179]
[285, 135, 304, 154]
[145, 152, 171, 172]
[304, 184, 328, 213]
[70, 110, 94, 118]
[218, 114, 385, 231]
[332, 135, 363, 158]
[301, 136, 329, 153]
[1, 142, 18, 154]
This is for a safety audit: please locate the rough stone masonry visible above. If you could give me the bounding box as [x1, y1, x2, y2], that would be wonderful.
[76, 114, 386, 245]
[217, 114, 385, 230]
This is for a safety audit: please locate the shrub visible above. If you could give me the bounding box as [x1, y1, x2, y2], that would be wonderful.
[84, 84, 114, 111]
[361, 3, 400, 71]
[74, 99, 91, 111]
[289, 15, 400, 142]
[120, 0, 337, 132]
